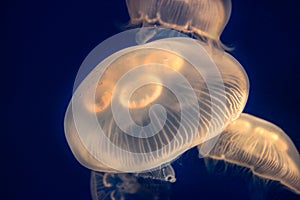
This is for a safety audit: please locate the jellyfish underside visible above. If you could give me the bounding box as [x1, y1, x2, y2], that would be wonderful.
[199, 113, 300, 194]
[126, 0, 231, 45]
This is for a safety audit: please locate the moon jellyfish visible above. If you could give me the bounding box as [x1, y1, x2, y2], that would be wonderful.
[126, 0, 231, 46]
[90, 172, 171, 200]
[64, 36, 249, 176]
[199, 113, 300, 194]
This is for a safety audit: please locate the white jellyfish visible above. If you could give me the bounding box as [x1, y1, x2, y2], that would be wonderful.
[64, 36, 248, 176]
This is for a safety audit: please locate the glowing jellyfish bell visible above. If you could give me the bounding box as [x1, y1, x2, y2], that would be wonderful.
[199, 113, 300, 194]
[126, 0, 232, 46]
[64, 36, 249, 181]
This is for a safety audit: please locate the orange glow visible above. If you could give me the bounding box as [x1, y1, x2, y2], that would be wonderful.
[93, 91, 112, 113]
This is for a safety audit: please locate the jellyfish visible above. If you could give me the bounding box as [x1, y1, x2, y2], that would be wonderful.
[64, 0, 300, 198]
[199, 113, 300, 194]
[126, 0, 231, 47]
[90, 172, 140, 200]
[90, 172, 171, 200]
[64, 36, 249, 177]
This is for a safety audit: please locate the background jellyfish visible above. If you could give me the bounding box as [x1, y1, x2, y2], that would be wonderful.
[126, 0, 231, 47]
[198, 113, 300, 194]
[90, 172, 171, 200]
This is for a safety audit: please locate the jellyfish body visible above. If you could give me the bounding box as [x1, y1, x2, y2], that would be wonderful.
[90, 172, 140, 200]
[64, 37, 249, 176]
[199, 113, 300, 194]
[90, 171, 172, 200]
[126, 0, 231, 46]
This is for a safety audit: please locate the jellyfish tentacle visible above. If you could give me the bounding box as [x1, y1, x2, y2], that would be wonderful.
[135, 26, 158, 44]
[198, 113, 300, 194]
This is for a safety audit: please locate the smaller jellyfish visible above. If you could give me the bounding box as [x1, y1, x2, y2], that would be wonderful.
[90, 172, 140, 200]
[126, 0, 232, 46]
[90, 171, 172, 200]
[198, 113, 300, 194]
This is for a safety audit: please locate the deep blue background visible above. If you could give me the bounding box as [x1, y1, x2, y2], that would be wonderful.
[3, 0, 300, 199]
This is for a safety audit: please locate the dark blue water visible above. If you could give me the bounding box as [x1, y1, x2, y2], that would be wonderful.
[3, 0, 300, 199]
